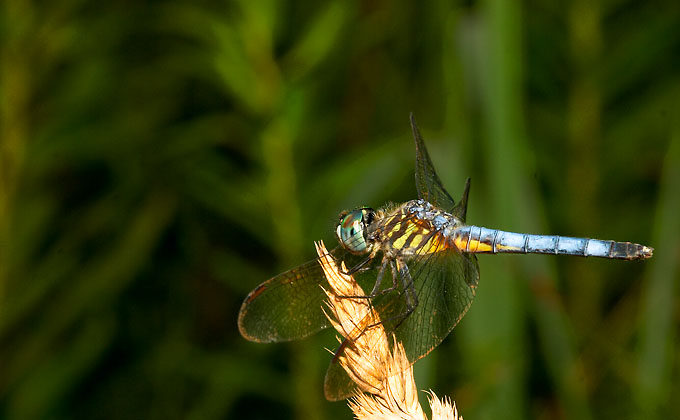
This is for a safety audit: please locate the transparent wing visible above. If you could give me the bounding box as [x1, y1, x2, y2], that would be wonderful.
[238, 246, 378, 343]
[395, 241, 478, 362]
[411, 113, 457, 212]
[238, 257, 331, 343]
[324, 217, 479, 400]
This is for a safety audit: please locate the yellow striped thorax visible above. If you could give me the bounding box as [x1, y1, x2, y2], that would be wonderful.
[336, 199, 464, 257]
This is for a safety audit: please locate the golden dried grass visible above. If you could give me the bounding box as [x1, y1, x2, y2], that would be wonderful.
[316, 241, 462, 420]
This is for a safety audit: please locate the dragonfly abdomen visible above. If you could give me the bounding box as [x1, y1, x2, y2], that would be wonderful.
[452, 226, 653, 260]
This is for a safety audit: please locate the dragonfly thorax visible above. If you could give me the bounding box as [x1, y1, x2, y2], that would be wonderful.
[336, 207, 377, 255]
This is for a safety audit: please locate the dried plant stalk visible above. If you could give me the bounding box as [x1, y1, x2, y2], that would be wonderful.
[315, 241, 462, 420]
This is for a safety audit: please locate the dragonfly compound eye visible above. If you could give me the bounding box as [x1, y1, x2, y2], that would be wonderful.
[336, 208, 373, 254]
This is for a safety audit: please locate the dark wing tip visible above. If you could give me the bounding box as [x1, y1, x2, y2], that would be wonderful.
[453, 177, 471, 222]
[237, 290, 269, 343]
[324, 342, 359, 401]
[409, 112, 420, 140]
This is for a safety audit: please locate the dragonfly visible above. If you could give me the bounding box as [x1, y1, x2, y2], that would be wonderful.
[238, 113, 653, 400]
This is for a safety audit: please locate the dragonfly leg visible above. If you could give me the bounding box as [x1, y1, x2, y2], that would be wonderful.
[357, 259, 419, 334]
[353, 257, 402, 298]
[397, 259, 418, 315]
[337, 258, 399, 300]
[340, 255, 373, 276]
[368, 260, 387, 296]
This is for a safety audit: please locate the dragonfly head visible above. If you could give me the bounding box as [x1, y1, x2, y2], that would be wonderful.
[336, 208, 376, 255]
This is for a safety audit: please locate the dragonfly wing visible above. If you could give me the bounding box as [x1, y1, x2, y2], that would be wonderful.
[394, 244, 478, 363]
[410, 113, 457, 212]
[238, 257, 332, 342]
[238, 246, 381, 343]
[452, 177, 471, 223]
[323, 235, 479, 400]
[324, 350, 359, 401]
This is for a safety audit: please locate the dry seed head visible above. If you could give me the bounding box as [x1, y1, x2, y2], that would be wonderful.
[315, 241, 462, 420]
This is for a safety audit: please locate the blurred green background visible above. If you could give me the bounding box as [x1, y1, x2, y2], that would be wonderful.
[1, 0, 678, 419]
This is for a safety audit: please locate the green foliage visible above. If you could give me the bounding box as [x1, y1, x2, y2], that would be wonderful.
[0, 0, 678, 419]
